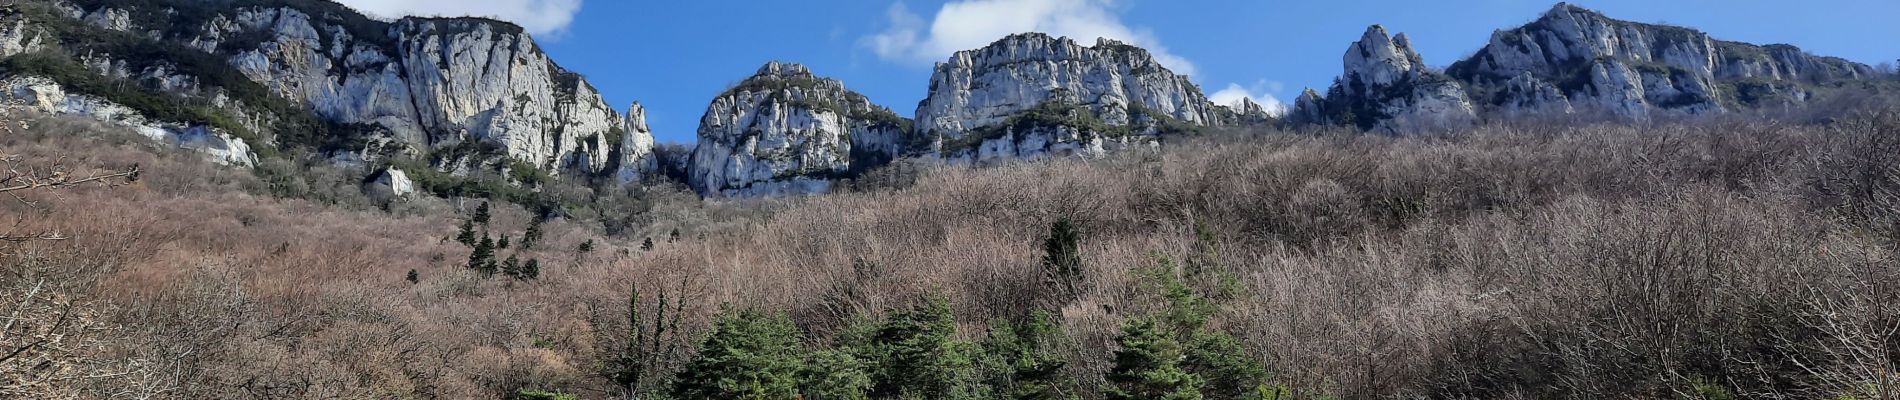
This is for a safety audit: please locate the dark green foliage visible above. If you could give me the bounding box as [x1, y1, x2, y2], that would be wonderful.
[499, 254, 520, 278]
[469, 235, 496, 275]
[497, 234, 511, 250]
[405, 269, 418, 284]
[1131, 257, 1271, 399]
[577, 239, 595, 253]
[473, 201, 493, 225]
[520, 259, 539, 280]
[521, 220, 543, 250]
[978, 310, 1070, 400]
[1040, 217, 1084, 301]
[1105, 319, 1204, 400]
[669, 228, 682, 242]
[853, 295, 982, 399]
[672, 307, 804, 399]
[511, 388, 578, 400]
[799, 349, 873, 400]
[641, 238, 655, 251]
[455, 219, 477, 247]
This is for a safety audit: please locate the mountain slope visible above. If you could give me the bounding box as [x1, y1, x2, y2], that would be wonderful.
[0, 0, 659, 181]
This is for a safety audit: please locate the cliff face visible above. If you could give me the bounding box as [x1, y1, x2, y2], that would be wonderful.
[913, 33, 1222, 161]
[1290, 25, 1478, 133]
[0, 1, 658, 181]
[1446, 2, 1873, 118]
[687, 62, 909, 197]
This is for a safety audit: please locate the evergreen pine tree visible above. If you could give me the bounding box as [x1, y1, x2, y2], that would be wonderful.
[522, 219, 543, 249]
[578, 239, 595, 253]
[405, 269, 418, 284]
[500, 254, 521, 279]
[1041, 218, 1083, 299]
[455, 219, 477, 246]
[980, 310, 1069, 400]
[799, 349, 872, 400]
[669, 228, 681, 242]
[473, 201, 492, 225]
[672, 307, 803, 399]
[1105, 319, 1204, 400]
[521, 259, 540, 280]
[641, 237, 655, 251]
[859, 295, 981, 399]
[470, 235, 496, 275]
[498, 234, 511, 250]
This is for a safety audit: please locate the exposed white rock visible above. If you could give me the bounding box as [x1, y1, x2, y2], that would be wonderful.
[1448, 2, 1872, 117]
[81, 7, 131, 32]
[369, 167, 417, 198]
[915, 33, 1223, 156]
[0, 76, 255, 166]
[687, 62, 908, 197]
[0, 17, 44, 58]
[1294, 25, 1477, 133]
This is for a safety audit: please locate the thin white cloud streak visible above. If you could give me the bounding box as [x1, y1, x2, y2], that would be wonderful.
[334, 0, 582, 36]
[863, 0, 1197, 76]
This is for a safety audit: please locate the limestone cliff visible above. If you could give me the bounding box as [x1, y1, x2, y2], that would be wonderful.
[1290, 25, 1477, 133]
[687, 62, 908, 197]
[1446, 2, 1874, 118]
[914, 33, 1220, 161]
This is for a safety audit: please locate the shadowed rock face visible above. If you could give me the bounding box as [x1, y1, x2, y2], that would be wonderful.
[1291, 25, 1478, 133]
[913, 33, 1225, 160]
[1446, 2, 1873, 118]
[687, 62, 909, 197]
[0, 2, 659, 180]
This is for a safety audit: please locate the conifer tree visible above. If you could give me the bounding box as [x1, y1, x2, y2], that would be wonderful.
[1041, 217, 1084, 299]
[521, 259, 540, 280]
[469, 235, 496, 275]
[858, 295, 981, 399]
[641, 237, 655, 251]
[500, 254, 521, 278]
[498, 234, 511, 250]
[673, 307, 803, 399]
[405, 269, 418, 284]
[473, 201, 492, 225]
[1105, 319, 1204, 400]
[522, 219, 543, 249]
[455, 219, 477, 246]
[578, 239, 595, 253]
[799, 349, 872, 400]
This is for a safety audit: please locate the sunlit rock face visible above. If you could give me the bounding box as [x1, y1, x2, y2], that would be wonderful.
[914, 33, 1225, 161]
[1290, 25, 1477, 133]
[6, 2, 661, 181]
[687, 62, 909, 197]
[1445, 2, 1873, 119]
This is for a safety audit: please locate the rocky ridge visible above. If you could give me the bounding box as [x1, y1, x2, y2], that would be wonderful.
[0, 0, 658, 181]
[913, 33, 1234, 162]
[1297, 2, 1877, 131]
[1290, 25, 1478, 132]
[686, 62, 908, 197]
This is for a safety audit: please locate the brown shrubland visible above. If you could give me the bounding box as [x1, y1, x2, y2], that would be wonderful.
[3, 108, 1900, 398]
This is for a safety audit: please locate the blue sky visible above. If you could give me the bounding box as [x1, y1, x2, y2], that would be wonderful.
[339, 0, 1900, 144]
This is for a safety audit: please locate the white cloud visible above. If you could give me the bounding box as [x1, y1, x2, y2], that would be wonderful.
[334, 0, 583, 36]
[1208, 80, 1287, 116]
[863, 0, 1196, 76]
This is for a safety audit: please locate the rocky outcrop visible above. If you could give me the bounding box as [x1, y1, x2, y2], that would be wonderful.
[367, 167, 416, 198]
[5, 1, 661, 182]
[1447, 2, 1873, 118]
[914, 33, 1220, 160]
[687, 62, 908, 197]
[0, 76, 255, 166]
[1292, 25, 1477, 132]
